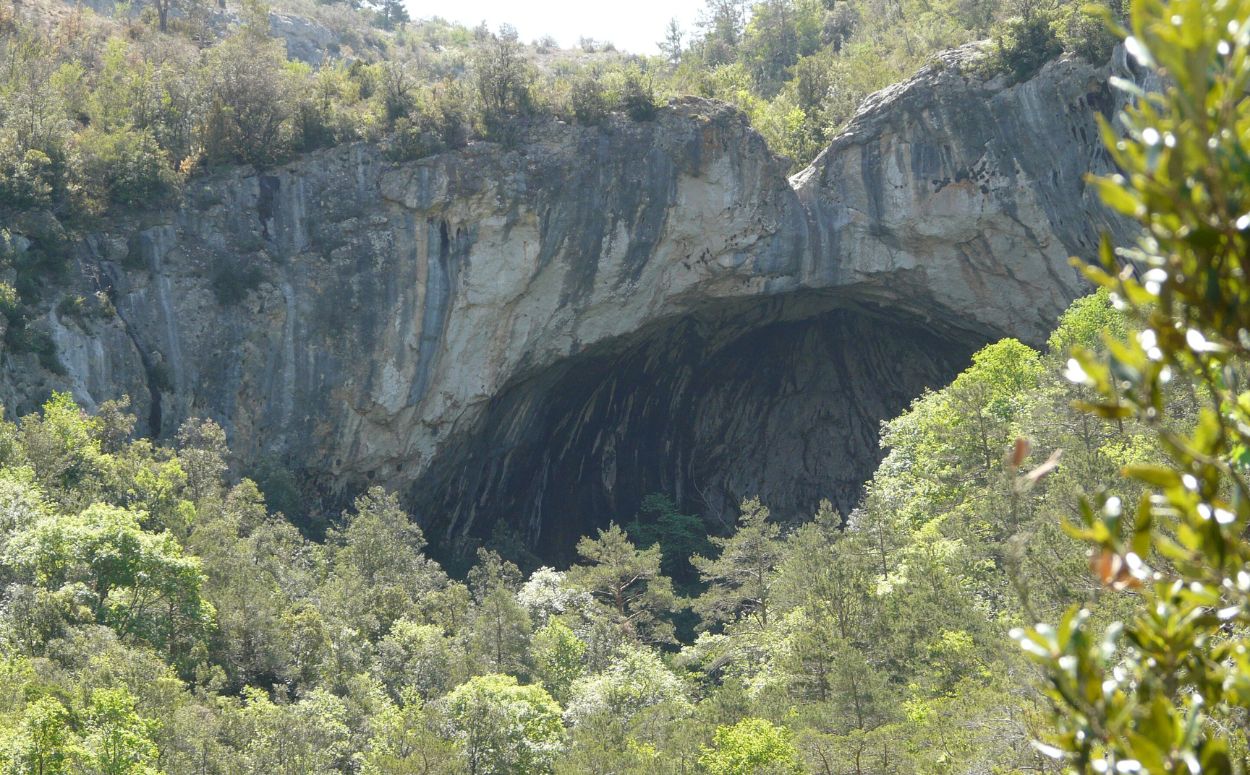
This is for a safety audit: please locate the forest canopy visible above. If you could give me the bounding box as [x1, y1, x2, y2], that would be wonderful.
[0, 284, 1166, 772]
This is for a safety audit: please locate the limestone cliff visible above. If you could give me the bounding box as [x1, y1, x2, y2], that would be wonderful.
[0, 47, 1138, 556]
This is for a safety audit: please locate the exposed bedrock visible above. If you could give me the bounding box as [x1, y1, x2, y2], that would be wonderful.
[0, 47, 1140, 556]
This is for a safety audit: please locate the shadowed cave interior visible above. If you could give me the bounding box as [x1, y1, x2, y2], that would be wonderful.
[409, 292, 985, 565]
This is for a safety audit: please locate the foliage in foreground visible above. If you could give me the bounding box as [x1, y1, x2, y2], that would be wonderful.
[1018, 0, 1250, 770]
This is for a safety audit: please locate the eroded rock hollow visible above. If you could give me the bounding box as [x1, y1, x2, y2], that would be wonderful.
[418, 296, 977, 556]
[0, 48, 1138, 557]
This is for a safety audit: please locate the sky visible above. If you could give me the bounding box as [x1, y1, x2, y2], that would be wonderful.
[406, 0, 708, 55]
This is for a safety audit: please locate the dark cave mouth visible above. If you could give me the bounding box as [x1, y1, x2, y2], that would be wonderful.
[413, 293, 983, 564]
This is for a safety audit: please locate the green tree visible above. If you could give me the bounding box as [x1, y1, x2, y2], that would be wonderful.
[2, 696, 76, 775]
[531, 620, 586, 704]
[697, 0, 748, 65]
[329, 488, 428, 586]
[201, 34, 294, 168]
[376, 619, 454, 701]
[235, 688, 350, 775]
[473, 33, 533, 138]
[175, 419, 227, 505]
[184, 480, 300, 688]
[465, 549, 532, 677]
[5, 503, 212, 668]
[372, 0, 410, 30]
[570, 525, 680, 644]
[691, 497, 784, 630]
[76, 38, 179, 210]
[991, 0, 1063, 81]
[443, 674, 565, 775]
[698, 718, 802, 775]
[360, 693, 459, 775]
[18, 392, 109, 509]
[323, 487, 448, 641]
[0, 26, 70, 209]
[0, 473, 48, 586]
[660, 19, 685, 64]
[626, 494, 710, 585]
[78, 688, 160, 775]
[740, 0, 804, 91]
[563, 645, 690, 729]
[517, 567, 585, 626]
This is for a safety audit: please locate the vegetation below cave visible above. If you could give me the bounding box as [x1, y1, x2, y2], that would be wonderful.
[0, 290, 1158, 772]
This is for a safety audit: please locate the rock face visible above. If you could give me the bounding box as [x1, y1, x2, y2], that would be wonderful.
[0, 48, 1137, 558]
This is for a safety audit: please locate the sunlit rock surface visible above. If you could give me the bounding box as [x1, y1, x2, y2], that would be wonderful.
[0, 48, 1138, 557]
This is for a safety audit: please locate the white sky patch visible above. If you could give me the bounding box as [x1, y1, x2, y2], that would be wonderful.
[406, 0, 708, 55]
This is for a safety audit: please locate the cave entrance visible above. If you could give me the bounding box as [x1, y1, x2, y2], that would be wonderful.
[413, 293, 982, 565]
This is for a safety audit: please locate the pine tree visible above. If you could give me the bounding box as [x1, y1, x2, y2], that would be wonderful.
[569, 524, 680, 644]
[659, 18, 684, 64]
[466, 549, 531, 677]
[692, 497, 784, 630]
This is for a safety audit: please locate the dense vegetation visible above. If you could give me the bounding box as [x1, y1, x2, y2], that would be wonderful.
[6, 0, 1250, 770]
[0, 284, 1167, 773]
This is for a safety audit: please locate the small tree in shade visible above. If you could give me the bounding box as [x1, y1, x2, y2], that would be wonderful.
[692, 497, 784, 630]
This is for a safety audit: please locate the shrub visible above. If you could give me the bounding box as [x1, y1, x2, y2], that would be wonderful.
[211, 257, 264, 306]
[201, 35, 295, 168]
[384, 85, 471, 161]
[989, 3, 1062, 82]
[249, 455, 305, 520]
[56, 294, 87, 320]
[4, 322, 62, 373]
[292, 98, 338, 153]
[0, 282, 18, 318]
[293, 64, 367, 153]
[615, 66, 659, 122]
[385, 116, 438, 161]
[75, 126, 178, 210]
[473, 34, 534, 140]
[0, 146, 56, 210]
[569, 71, 608, 126]
[751, 92, 822, 171]
[148, 361, 174, 393]
[1055, 0, 1121, 64]
[376, 61, 418, 125]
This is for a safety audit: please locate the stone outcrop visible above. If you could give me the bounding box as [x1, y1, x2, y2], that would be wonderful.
[0, 47, 1138, 557]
